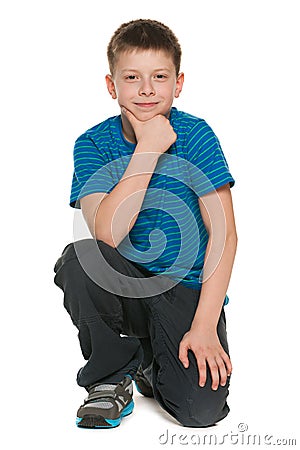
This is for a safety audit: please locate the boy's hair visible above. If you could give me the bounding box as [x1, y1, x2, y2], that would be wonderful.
[107, 19, 182, 77]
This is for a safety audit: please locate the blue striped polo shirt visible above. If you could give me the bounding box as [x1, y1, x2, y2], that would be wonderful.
[70, 107, 235, 294]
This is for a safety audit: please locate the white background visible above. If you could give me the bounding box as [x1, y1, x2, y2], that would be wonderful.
[1, 0, 299, 448]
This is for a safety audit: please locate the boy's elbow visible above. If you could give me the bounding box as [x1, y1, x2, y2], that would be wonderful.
[96, 236, 118, 249]
[94, 228, 118, 248]
[226, 229, 238, 250]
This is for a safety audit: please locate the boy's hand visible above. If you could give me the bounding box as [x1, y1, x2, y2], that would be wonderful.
[122, 107, 177, 153]
[178, 327, 232, 390]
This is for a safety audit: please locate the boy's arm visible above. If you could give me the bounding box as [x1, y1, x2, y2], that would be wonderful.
[81, 109, 176, 247]
[178, 183, 238, 390]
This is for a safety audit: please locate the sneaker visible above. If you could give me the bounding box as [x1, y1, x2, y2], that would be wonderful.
[134, 366, 154, 398]
[76, 375, 134, 428]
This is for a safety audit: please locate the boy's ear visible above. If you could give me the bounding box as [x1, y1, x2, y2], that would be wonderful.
[175, 72, 184, 98]
[105, 74, 117, 99]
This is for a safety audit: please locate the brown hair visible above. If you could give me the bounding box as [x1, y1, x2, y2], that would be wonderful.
[107, 19, 182, 77]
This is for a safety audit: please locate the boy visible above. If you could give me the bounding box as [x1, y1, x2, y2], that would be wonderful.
[54, 19, 237, 429]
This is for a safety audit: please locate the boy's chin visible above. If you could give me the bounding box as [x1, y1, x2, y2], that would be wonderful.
[133, 109, 171, 122]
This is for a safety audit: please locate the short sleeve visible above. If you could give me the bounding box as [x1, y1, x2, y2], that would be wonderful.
[186, 120, 235, 197]
[70, 133, 114, 208]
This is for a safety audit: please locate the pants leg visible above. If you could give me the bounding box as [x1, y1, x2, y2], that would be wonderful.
[146, 283, 231, 428]
[54, 238, 231, 427]
[53, 238, 159, 387]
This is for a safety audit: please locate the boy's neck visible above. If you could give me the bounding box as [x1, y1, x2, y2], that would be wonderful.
[121, 116, 137, 144]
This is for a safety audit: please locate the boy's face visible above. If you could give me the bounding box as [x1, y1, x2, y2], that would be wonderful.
[106, 49, 184, 122]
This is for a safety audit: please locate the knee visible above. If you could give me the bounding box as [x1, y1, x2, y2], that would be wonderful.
[55, 239, 101, 271]
[54, 239, 94, 287]
[158, 387, 230, 428]
[54, 239, 93, 266]
[177, 403, 229, 428]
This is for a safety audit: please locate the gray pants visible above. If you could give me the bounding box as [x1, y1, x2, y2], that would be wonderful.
[54, 238, 230, 427]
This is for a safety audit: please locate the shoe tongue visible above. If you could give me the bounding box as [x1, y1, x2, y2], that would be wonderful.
[94, 384, 117, 392]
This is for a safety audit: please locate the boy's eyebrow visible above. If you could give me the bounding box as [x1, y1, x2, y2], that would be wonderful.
[120, 67, 172, 73]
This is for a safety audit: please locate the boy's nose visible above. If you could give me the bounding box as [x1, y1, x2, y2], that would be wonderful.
[138, 80, 155, 96]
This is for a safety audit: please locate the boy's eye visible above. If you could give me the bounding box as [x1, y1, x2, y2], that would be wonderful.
[155, 74, 167, 79]
[126, 75, 137, 80]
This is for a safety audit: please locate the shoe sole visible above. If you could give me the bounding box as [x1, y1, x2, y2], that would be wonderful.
[76, 400, 134, 429]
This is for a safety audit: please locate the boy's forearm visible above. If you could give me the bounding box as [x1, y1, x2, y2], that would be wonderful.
[94, 147, 160, 247]
[191, 233, 238, 331]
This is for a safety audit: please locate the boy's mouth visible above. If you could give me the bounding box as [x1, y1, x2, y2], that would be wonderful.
[134, 102, 159, 108]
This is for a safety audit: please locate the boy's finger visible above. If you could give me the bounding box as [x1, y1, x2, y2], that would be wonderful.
[178, 342, 189, 368]
[207, 357, 219, 390]
[221, 350, 232, 375]
[197, 356, 207, 387]
[216, 356, 227, 387]
[121, 106, 137, 123]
